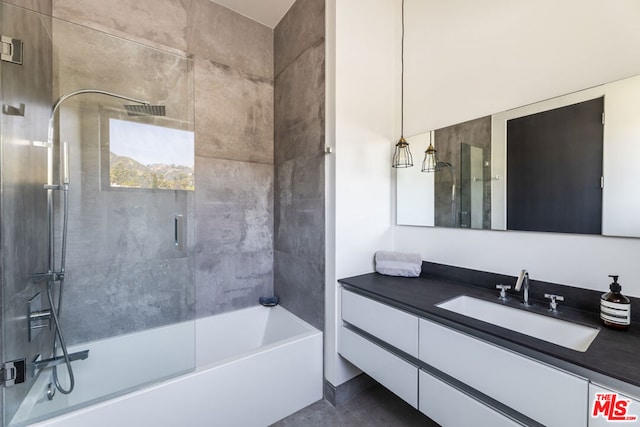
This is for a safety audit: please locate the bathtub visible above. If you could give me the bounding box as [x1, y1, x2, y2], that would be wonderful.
[11, 305, 323, 427]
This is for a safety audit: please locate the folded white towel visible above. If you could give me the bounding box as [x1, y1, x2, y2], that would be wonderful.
[374, 251, 422, 277]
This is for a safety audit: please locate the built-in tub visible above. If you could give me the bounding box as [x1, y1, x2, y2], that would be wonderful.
[12, 306, 323, 427]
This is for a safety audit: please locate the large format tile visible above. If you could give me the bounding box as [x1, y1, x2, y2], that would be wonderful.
[4, 0, 51, 15]
[274, 156, 324, 259]
[271, 384, 439, 427]
[276, 154, 325, 201]
[273, 0, 325, 334]
[61, 258, 193, 344]
[274, 40, 325, 164]
[274, 0, 325, 78]
[194, 156, 274, 316]
[345, 385, 438, 426]
[195, 249, 273, 316]
[271, 400, 360, 427]
[52, 18, 191, 121]
[52, 0, 189, 52]
[194, 157, 273, 251]
[274, 251, 324, 331]
[274, 196, 324, 260]
[187, 0, 273, 79]
[195, 57, 274, 164]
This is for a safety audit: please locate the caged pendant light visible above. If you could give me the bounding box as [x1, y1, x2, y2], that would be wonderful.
[421, 131, 438, 172]
[392, 0, 413, 168]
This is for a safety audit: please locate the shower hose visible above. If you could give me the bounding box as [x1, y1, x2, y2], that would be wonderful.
[47, 184, 75, 395]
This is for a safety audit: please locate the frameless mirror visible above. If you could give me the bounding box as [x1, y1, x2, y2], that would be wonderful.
[397, 73, 640, 238]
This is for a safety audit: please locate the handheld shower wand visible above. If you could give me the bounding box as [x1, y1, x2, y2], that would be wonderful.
[42, 89, 157, 396]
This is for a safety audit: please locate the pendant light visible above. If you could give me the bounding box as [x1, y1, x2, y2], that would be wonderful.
[421, 131, 438, 172]
[392, 0, 413, 168]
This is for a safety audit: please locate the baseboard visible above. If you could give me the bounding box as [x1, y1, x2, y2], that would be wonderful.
[323, 374, 376, 407]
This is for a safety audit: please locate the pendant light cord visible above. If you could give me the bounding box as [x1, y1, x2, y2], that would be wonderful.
[401, 0, 405, 138]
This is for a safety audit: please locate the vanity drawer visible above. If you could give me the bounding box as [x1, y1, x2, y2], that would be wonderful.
[341, 289, 418, 357]
[340, 326, 418, 408]
[419, 370, 524, 427]
[419, 319, 588, 427]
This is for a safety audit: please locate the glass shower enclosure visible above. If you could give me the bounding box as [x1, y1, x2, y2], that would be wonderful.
[1, 3, 195, 425]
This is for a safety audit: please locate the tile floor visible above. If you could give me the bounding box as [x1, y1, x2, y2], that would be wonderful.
[271, 384, 440, 426]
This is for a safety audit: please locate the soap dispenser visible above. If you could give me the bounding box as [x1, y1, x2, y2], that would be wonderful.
[600, 275, 631, 330]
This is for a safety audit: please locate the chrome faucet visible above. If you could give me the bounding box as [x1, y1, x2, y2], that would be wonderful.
[514, 269, 532, 306]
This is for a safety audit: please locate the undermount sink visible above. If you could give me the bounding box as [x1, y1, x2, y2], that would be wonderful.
[436, 295, 600, 352]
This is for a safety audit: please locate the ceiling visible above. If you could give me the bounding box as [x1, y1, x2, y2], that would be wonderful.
[213, 0, 296, 28]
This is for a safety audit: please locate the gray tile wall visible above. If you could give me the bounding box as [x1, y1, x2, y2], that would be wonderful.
[49, 0, 275, 328]
[0, 2, 53, 423]
[3, 0, 50, 14]
[274, 0, 326, 331]
[50, 20, 195, 344]
[1, 1, 276, 422]
[188, 2, 274, 317]
[0, 0, 325, 423]
[434, 116, 491, 228]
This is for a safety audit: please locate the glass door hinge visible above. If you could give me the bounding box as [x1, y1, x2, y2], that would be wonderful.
[1, 359, 26, 387]
[1, 35, 23, 65]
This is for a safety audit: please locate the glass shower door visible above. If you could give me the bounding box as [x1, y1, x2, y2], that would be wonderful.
[2, 4, 195, 425]
[1, 3, 55, 425]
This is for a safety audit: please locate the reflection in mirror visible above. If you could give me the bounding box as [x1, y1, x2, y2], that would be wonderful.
[506, 98, 603, 234]
[433, 116, 491, 230]
[397, 74, 640, 238]
[460, 143, 485, 229]
[397, 132, 435, 226]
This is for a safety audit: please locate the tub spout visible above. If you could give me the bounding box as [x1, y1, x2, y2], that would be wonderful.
[32, 350, 89, 376]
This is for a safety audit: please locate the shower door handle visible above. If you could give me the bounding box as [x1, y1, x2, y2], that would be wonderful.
[62, 141, 70, 185]
[175, 214, 184, 251]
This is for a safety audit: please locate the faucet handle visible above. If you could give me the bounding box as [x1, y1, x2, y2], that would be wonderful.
[544, 293, 564, 312]
[496, 284, 511, 300]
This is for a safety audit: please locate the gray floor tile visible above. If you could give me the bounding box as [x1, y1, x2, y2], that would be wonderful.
[345, 385, 438, 427]
[271, 400, 360, 427]
[271, 384, 439, 427]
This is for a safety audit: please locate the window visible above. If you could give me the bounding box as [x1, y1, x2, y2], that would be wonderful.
[101, 110, 194, 191]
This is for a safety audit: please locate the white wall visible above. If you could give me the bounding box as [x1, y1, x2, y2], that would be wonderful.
[396, 0, 640, 297]
[602, 75, 640, 237]
[403, 0, 640, 135]
[325, 0, 398, 387]
[396, 132, 435, 227]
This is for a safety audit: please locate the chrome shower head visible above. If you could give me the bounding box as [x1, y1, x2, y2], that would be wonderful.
[123, 104, 166, 117]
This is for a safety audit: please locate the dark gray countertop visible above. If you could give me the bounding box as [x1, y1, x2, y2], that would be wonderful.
[339, 272, 640, 394]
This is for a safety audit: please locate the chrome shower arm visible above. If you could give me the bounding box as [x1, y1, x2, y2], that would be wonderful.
[47, 89, 150, 146]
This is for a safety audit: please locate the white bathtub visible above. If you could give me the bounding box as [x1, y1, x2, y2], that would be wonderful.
[11, 305, 323, 427]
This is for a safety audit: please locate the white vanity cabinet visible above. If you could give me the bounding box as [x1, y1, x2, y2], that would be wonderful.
[339, 289, 419, 408]
[340, 327, 418, 408]
[339, 288, 594, 426]
[589, 383, 640, 426]
[341, 289, 419, 356]
[419, 370, 524, 427]
[419, 318, 588, 427]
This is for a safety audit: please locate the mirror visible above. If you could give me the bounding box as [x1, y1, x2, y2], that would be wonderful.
[397, 73, 640, 238]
